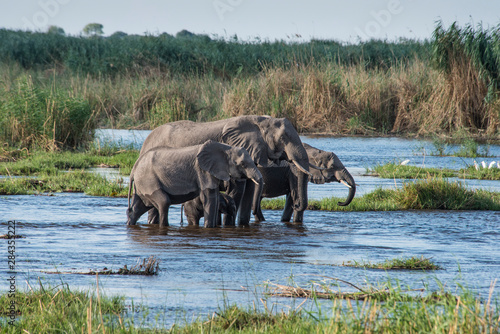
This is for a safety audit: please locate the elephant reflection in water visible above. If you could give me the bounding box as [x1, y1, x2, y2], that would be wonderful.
[254, 143, 356, 223]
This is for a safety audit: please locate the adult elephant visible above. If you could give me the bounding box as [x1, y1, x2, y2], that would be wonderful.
[126, 140, 263, 228]
[254, 143, 356, 223]
[139, 115, 313, 225]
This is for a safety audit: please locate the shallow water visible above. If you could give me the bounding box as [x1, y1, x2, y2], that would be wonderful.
[1, 129, 500, 327]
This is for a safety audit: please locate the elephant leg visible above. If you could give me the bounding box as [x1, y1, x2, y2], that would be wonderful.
[127, 194, 149, 225]
[226, 179, 247, 213]
[147, 208, 159, 224]
[281, 194, 294, 222]
[254, 203, 265, 222]
[292, 210, 304, 223]
[200, 188, 220, 228]
[150, 190, 171, 227]
[238, 179, 254, 225]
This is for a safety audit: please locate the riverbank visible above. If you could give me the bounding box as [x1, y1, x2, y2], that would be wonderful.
[1, 276, 497, 333]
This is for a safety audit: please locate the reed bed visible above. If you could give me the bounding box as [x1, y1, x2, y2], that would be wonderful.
[1, 21, 499, 151]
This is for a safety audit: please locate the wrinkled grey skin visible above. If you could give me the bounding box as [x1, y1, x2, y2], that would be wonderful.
[139, 115, 311, 225]
[254, 143, 356, 223]
[127, 140, 263, 228]
[181, 193, 237, 226]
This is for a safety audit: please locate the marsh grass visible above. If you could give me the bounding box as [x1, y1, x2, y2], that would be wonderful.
[371, 161, 500, 180]
[342, 255, 442, 271]
[0, 276, 498, 333]
[430, 137, 492, 157]
[0, 169, 127, 196]
[0, 282, 126, 333]
[0, 149, 138, 176]
[183, 278, 499, 334]
[370, 162, 456, 179]
[262, 178, 500, 212]
[458, 166, 500, 180]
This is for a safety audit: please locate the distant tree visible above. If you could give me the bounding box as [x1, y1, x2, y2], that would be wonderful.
[83, 23, 104, 37]
[176, 29, 195, 38]
[110, 31, 128, 39]
[47, 25, 65, 35]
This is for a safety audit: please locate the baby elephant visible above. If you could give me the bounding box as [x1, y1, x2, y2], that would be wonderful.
[127, 140, 263, 228]
[182, 193, 237, 226]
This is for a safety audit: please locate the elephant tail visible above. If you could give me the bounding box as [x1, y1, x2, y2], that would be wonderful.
[127, 174, 134, 210]
[180, 204, 184, 224]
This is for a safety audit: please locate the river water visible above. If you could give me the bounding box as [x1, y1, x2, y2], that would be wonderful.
[1, 129, 499, 327]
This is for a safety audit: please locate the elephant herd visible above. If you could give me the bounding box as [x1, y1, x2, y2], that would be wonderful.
[126, 115, 356, 228]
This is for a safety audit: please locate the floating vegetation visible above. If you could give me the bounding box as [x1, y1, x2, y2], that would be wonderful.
[0, 234, 24, 239]
[43, 256, 160, 276]
[264, 276, 453, 303]
[341, 256, 442, 271]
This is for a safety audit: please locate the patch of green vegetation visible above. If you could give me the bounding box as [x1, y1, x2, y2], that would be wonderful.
[1, 276, 498, 332]
[0, 170, 127, 197]
[429, 137, 491, 158]
[0, 149, 138, 176]
[370, 162, 455, 179]
[370, 162, 500, 180]
[342, 256, 441, 270]
[262, 178, 500, 211]
[0, 283, 125, 333]
[396, 178, 500, 210]
[457, 166, 500, 180]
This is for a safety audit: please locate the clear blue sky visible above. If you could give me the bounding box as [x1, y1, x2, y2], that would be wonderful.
[1, 0, 498, 42]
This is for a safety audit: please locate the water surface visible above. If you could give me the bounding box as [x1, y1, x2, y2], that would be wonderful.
[1, 130, 499, 327]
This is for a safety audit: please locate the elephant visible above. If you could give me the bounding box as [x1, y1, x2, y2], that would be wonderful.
[253, 143, 356, 223]
[139, 115, 315, 225]
[126, 140, 263, 228]
[181, 192, 237, 226]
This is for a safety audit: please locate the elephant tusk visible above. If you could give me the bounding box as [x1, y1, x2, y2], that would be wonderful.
[309, 163, 326, 171]
[340, 180, 352, 188]
[292, 160, 312, 176]
[251, 178, 260, 185]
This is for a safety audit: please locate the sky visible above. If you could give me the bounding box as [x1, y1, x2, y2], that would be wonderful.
[0, 0, 499, 42]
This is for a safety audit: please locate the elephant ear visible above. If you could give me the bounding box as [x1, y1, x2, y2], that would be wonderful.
[197, 140, 231, 182]
[221, 116, 269, 167]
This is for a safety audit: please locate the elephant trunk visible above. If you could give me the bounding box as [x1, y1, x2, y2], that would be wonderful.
[293, 170, 309, 212]
[247, 169, 264, 215]
[337, 168, 356, 206]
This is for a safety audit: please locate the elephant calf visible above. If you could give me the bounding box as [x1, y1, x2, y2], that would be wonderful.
[126, 140, 263, 228]
[181, 193, 237, 226]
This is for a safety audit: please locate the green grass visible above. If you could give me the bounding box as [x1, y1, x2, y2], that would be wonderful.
[262, 178, 500, 211]
[0, 169, 127, 197]
[0, 148, 138, 176]
[0, 283, 126, 333]
[1, 277, 498, 333]
[458, 166, 500, 180]
[342, 255, 442, 270]
[370, 162, 500, 180]
[370, 162, 456, 179]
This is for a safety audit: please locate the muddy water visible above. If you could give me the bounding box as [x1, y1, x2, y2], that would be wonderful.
[1, 130, 499, 327]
